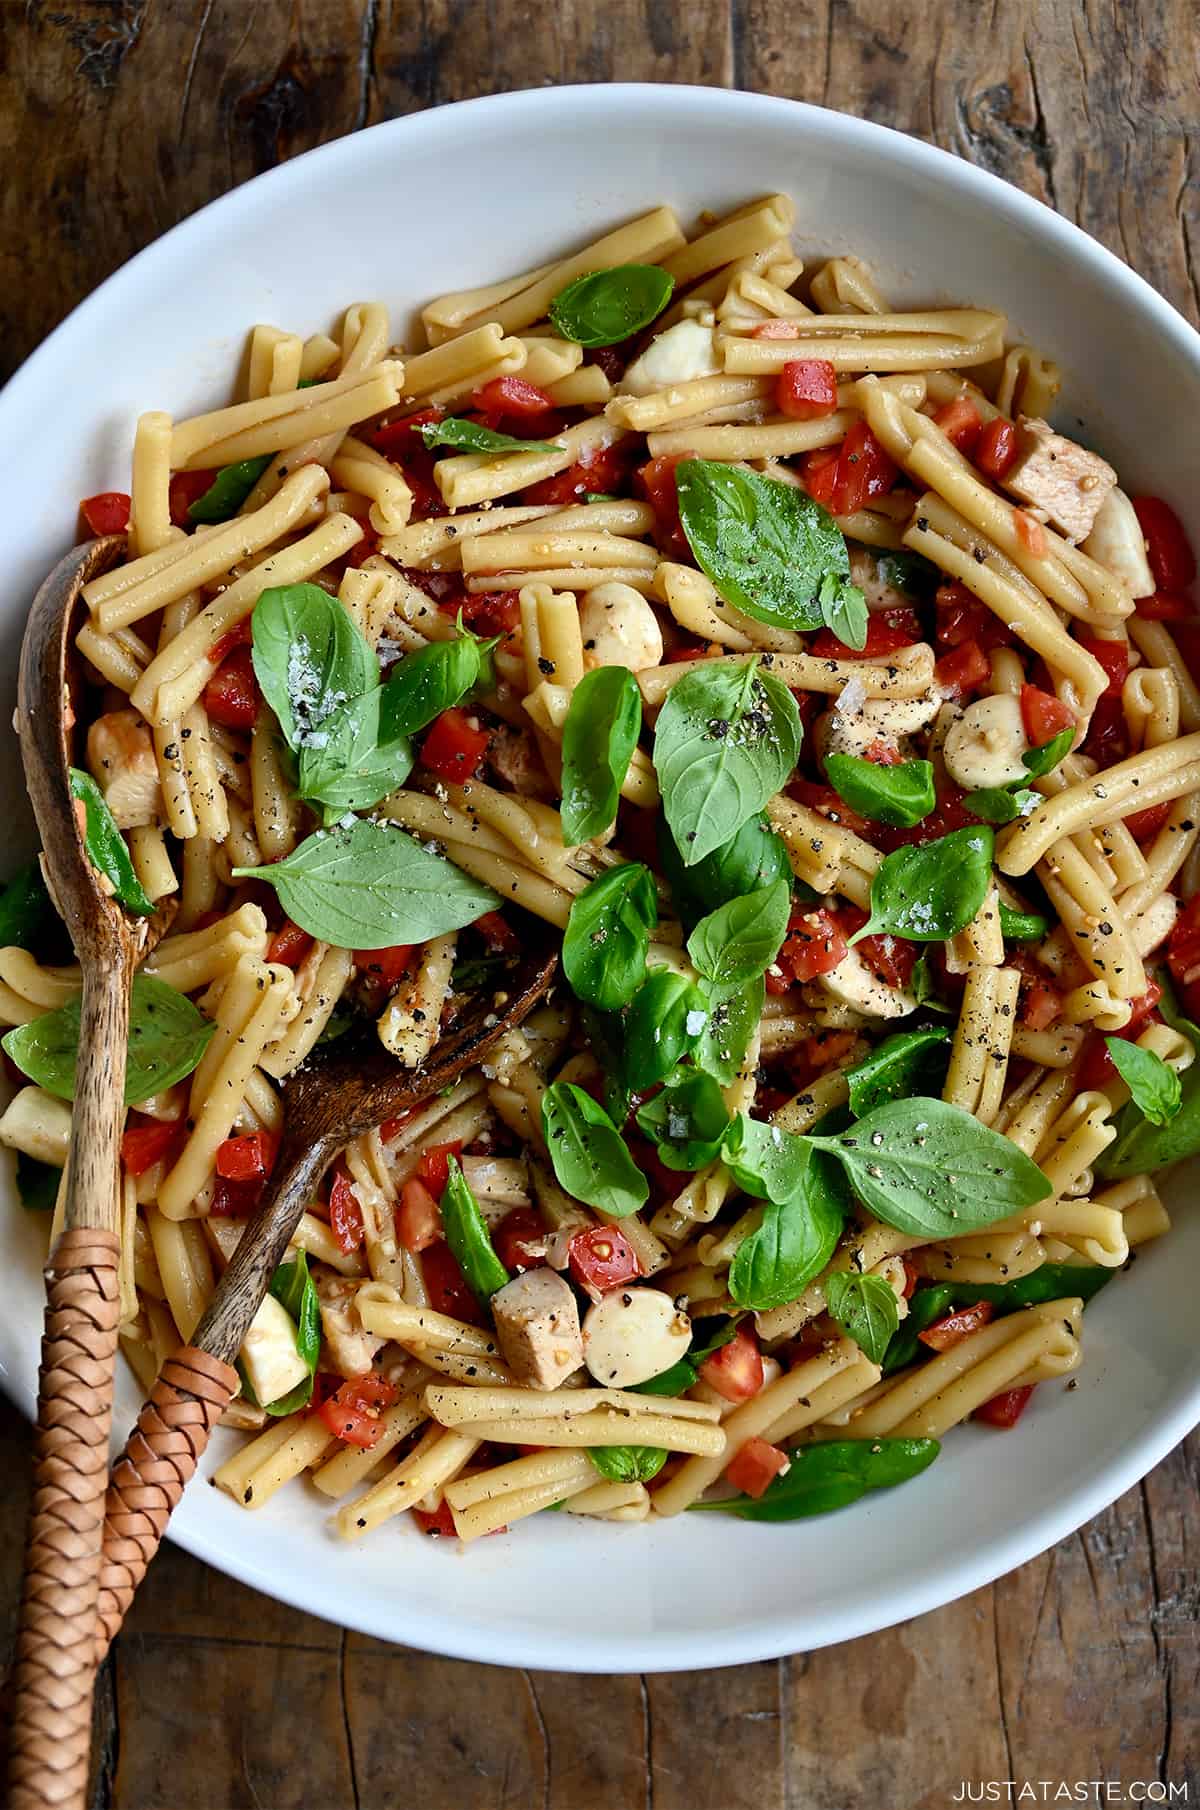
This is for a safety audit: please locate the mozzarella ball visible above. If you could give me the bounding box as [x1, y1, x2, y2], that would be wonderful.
[942, 693, 1031, 791]
[581, 1286, 692, 1388]
[620, 319, 720, 396]
[579, 582, 664, 673]
[1082, 486, 1155, 598]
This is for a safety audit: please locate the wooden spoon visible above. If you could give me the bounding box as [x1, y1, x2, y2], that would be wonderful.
[8, 534, 176, 1810]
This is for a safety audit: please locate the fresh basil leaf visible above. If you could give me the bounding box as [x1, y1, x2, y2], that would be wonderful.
[440, 1156, 510, 1302]
[296, 690, 414, 823]
[15, 1153, 61, 1212]
[261, 1249, 322, 1415]
[882, 1265, 1113, 1374]
[964, 786, 1039, 826]
[187, 454, 273, 523]
[657, 812, 791, 929]
[233, 819, 499, 949]
[560, 666, 642, 846]
[251, 582, 378, 753]
[3, 973, 214, 1105]
[824, 1272, 900, 1364]
[998, 902, 1049, 942]
[587, 1445, 668, 1483]
[1022, 727, 1075, 779]
[548, 263, 674, 347]
[315, 1009, 354, 1045]
[728, 1147, 846, 1311]
[676, 461, 851, 633]
[420, 417, 558, 456]
[1105, 1038, 1181, 1126]
[875, 550, 940, 600]
[850, 828, 994, 946]
[687, 878, 791, 988]
[721, 1114, 812, 1205]
[621, 970, 707, 1092]
[451, 955, 506, 994]
[1099, 1052, 1200, 1178]
[653, 657, 802, 866]
[880, 1283, 957, 1374]
[910, 954, 955, 1015]
[68, 770, 154, 916]
[561, 864, 657, 1010]
[584, 491, 620, 503]
[0, 861, 55, 951]
[541, 1081, 648, 1218]
[818, 572, 868, 651]
[1153, 971, 1200, 1050]
[635, 1069, 732, 1172]
[633, 1318, 740, 1396]
[375, 635, 487, 738]
[579, 1003, 632, 1125]
[845, 1028, 952, 1118]
[810, 1096, 1051, 1239]
[693, 975, 764, 1087]
[824, 753, 935, 830]
[689, 1437, 939, 1520]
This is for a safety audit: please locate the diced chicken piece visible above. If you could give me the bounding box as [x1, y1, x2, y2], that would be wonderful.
[817, 687, 942, 763]
[86, 708, 163, 829]
[487, 722, 556, 800]
[459, 1154, 530, 1210]
[240, 1293, 309, 1406]
[203, 1216, 246, 1265]
[0, 1085, 73, 1165]
[942, 693, 1034, 791]
[491, 1267, 583, 1390]
[849, 548, 913, 615]
[1082, 486, 1155, 598]
[579, 582, 664, 673]
[581, 1286, 692, 1388]
[620, 319, 721, 396]
[806, 947, 918, 1020]
[1002, 416, 1117, 542]
[314, 1270, 386, 1378]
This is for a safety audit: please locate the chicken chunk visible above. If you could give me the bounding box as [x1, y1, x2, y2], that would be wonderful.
[491, 1267, 583, 1391]
[86, 708, 162, 828]
[314, 1270, 385, 1378]
[1002, 416, 1117, 542]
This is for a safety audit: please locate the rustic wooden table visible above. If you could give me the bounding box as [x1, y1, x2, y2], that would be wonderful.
[2, 3, 1198, 1806]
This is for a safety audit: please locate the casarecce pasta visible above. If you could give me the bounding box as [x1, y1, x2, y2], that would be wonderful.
[4, 192, 1196, 1542]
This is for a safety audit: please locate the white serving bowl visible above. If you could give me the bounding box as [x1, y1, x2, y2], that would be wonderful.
[2, 85, 1198, 1673]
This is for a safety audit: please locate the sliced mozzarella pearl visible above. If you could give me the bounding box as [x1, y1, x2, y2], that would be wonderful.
[942, 693, 1031, 791]
[579, 582, 664, 672]
[810, 946, 918, 1020]
[1082, 486, 1155, 599]
[620, 320, 720, 396]
[240, 1294, 309, 1407]
[581, 1286, 692, 1388]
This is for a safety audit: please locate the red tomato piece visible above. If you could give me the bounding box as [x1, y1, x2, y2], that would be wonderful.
[317, 1374, 397, 1449]
[215, 1131, 279, 1182]
[1019, 685, 1075, 746]
[1125, 801, 1172, 843]
[1168, 895, 1200, 990]
[786, 779, 871, 838]
[725, 1437, 790, 1499]
[168, 469, 215, 527]
[474, 911, 520, 954]
[932, 397, 984, 455]
[206, 618, 254, 665]
[934, 639, 990, 697]
[699, 1324, 765, 1403]
[974, 417, 1019, 480]
[1074, 632, 1129, 696]
[267, 922, 314, 968]
[1132, 496, 1196, 592]
[202, 645, 261, 730]
[636, 453, 690, 560]
[328, 1165, 365, 1255]
[367, 407, 444, 457]
[416, 1141, 464, 1198]
[809, 609, 921, 660]
[901, 1256, 920, 1300]
[412, 1500, 458, 1536]
[457, 591, 522, 638]
[1079, 691, 1129, 767]
[568, 1225, 642, 1300]
[919, 1300, 995, 1351]
[353, 944, 415, 990]
[799, 444, 841, 507]
[419, 707, 490, 782]
[864, 739, 903, 766]
[1123, 981, 1162, 1036]
[776, 358, 839, 420]
[209, 1173, 268, 1216]
[493, 1207, 548, 1273]
[858, 930, 917, 990]
[471, 376, 555, 418]
[421, 1238, 483, 1322]
[1135, 591, 1195, 622]
[523, 440, 632, 507]
[831, 423, 898, 517]
[1019, 981, 1063, 1031]
[1077, 1032, 1117, 1093]
[974, 1384, 1036, 1428]
[379, 1105, 420, 1144]
[397, 1177, 441, 1254]
[120, 1118, 184, 1177]
[80, 491, 131, 536]
[776, 908, 848, 984]
[934, 582, 1015, 653]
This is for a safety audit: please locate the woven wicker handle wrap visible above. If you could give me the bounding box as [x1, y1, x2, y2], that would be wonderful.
[95, 1346, 238, 1657]
[8, 1230, 121, 1810]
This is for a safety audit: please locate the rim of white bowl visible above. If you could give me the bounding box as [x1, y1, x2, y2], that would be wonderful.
[5, 83, 1200, 1672]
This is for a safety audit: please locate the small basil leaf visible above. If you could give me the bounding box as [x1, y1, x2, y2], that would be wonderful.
[541, 1081, 648, 1218]
[296, 691, 414, 823]
[0, 861, 55, 951]
[579, 1004, 632, 1125]
[635, 1069, 731, 1171]
[882, 1265, 1113, 1373]
[251, 582, 378, 753]
[376, 635, 486, 738]
[1105, 1039, 1182, 1127]
[676, 460, 851, 633]
[845, 1028, 953, 1118]
[560, 666, 642, 846]
[721, 1114, 812, 1205]
[561, 864, 657, 1010]
[657, 812, 792, 929]
[824, 753, 935, 830]
[688, 1438, 940, 1520]
[910, 954, 956, 1015]
[875, 550, 940, 600]
[548, 264, 674, 347]
[262, 1249, 321, 1415]
[1153, 970, 1200, 1050]
[15, 1153, 61, 1212]
[693, 975, 764, 1087]
[998, 902, 1049, 942]
[810, 1096, 1051, 1239]
[187, 454, 274, 523]
[964, 786, 1039, 826]
[1022, 726, 1075, 779]
[420, 417, 558, 456]
[653, 657, 802, 866]
[440, 1156, 510, 1301]
[68, 770, 154, 915]
[728, 1147, 846, 1311]
[824, 1271, 900, 1364]
[1098, 1054, 1200, 1178]
[621, 970, 707, 1092]
[3, 973, 215, 1105]
[232, 819, 499, 949]
[686, 878, 791, 987]
[817, 572, 868, 651]
[587, 1445, 668, 1483]
[850, 828, 994, 946]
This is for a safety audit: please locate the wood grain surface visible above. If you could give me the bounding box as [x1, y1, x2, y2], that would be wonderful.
[2, 3, 1198, 1806]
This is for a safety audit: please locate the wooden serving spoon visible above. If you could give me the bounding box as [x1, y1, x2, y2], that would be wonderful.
[8, 534, 176, 1810]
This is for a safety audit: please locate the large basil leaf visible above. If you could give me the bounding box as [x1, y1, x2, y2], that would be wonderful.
[882, 1264, 1113, 1374]
[845, 1028, 952, 1118]
[440, 1156, 510, 1301]
[851, 828, 994, 946]
[259, 1250, 322, 1416]
[1021, 727, 1075, 779]
[621, 970, 707, 1092]
[541, 1082, 648, 1218]
[15, 1154, 62, 1212]
[657, 812, 792, 929]
[721, 1113, 812, 1205]
[686, 878, 791, 988]
[233, 819, 498, 949]
[689, 1437, 939, 1520]
[728, 1146, 846, 1311]
[188, 454, 273, 523]
[587, 1445, 668, 1483]
[296, 691, 414, 823]
[561, 864, 657, 1010]
[634, 1069, 732, 1171]
[251, 582, 378, 752]
[694, 975, 764, 1087]
[824, 1271, 900, 1364]
[3, 973, 214, 1105]
[824, 754, 935, 831]
[1105, 1039, 1181, 1127]
[420, 417, 558, 456]
[653, 657, 802, 866]
[560, 666, 642, 846]
[69, 769, 153, 916]
[549, 264, 674, 347]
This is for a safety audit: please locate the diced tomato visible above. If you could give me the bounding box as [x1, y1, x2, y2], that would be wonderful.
[1074, 632, 1129, 696]
[1125, 801, 1172, 842]
[1013, 509, 1048, 557]
[380, 1104, 420, 1145]
[493, 1208, 547, 1273]
[367, 407, 444, 458]
[932, 398, 984, 455]
[901, 1256, 920, 1299]
[1019, 685, 1074, 746]
[568, 1225, 642, 1300]
[206, 618, 254, 665]
[523, 440, 633, 507]
[416, 1141, 463, 1198]
[474, 911, 519, 954]
[1123, 980, 1162, 1036]
[855, 925, 917, 991]
[776, 359, 839, 420]
[317, 1373, 397, 1449]
[80, 492, 131, 536]
[456, 590, 521, 638]
[974, 417, 1018, 480]
[209, 1173, 268, 1216]
[934, 639, 990, 697]
[776, 908, 847, 984]
[787, 778, 870, 837]
[1132, 496, 1196, 592]
[809, 609, 922, 660]
[636, 453, 690, 560]
[699, 1324, 764, 1403]
[268, 922, 314, 968]
[799, 444, 840, 507]
[725, 1436, 790, 1498]
[419, 707, 490, 782]
[1019, 981, 1063, 1031]
[1080, 691, 1129, 767]
[216, 1131, 279, 1182]
[864, 739, 903, 766]
[831, 423, 899, 517]
[121, 1118, 184, 1177]
[412, 1499, 458, 1536]
[397, 1177, 441, 1254]
[328, 1165, 365, 1254]
[974, 1384, 1036, 1428]
[471, 376, 555, 419]
[202, 645, 261, 730]
[1135, 591, 1196, 622]
[353, 944, 415, 990]
[918, 1300, 995, 1351]
[421, 1238, 483, 1322]
[1168, 895, 1200, 993]
[1077, 1032, 1117, 1093]
[168, 469, 215, 527]
[934, 582, 1014, 653]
